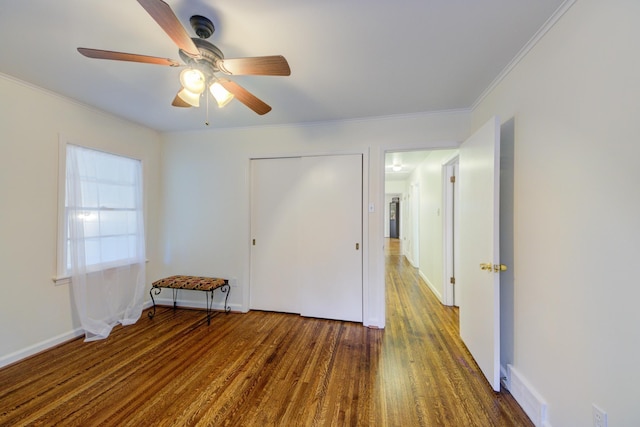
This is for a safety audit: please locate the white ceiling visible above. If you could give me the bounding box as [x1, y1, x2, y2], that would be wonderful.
[385, 151, 432, 182]
[0, 0, 566, 132]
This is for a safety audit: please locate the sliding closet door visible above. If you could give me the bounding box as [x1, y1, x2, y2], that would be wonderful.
[299, 155, 363, 322]
[249, 158, 302, 313]
[250, 154, 363, 322]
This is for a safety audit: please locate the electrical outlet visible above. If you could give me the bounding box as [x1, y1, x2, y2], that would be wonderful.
[592, 404, 607, 427]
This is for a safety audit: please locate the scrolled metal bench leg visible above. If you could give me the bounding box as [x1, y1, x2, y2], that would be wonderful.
[148, 287, 161, 319]
[221, 283, 231, 313]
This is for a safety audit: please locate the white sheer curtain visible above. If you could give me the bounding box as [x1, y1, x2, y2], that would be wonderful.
[66, 144, 146, 341]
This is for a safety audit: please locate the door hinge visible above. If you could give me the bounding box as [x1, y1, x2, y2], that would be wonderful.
[450, 277, 455, 285]
[450, 175, 456, 183]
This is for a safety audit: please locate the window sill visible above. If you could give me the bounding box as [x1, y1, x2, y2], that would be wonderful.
[53, 276, 71, 286]
[53, 259, 149, 286]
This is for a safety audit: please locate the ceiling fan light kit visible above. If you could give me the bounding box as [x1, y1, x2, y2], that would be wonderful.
[179, 68, 206, 94]
[177, 87, 201, 107]
[210, 81, 234, 108]
[77, 0, 291, 124]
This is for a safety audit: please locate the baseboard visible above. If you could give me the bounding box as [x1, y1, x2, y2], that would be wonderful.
[2, 300, 159, 369]
[0, 328, 85, 369]
[419, 270, 443, 303]
[501, 364, 510, 389]
[153, 297, 242, 313]
[507, 364, 548, 427]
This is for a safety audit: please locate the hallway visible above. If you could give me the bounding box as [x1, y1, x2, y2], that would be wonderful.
[380, 237, 531, 425]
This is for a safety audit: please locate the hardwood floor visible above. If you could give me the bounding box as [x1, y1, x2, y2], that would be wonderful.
[0, 239, 532, 426]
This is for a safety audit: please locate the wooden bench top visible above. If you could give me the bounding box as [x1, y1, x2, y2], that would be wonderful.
[152, 275, 227, 292]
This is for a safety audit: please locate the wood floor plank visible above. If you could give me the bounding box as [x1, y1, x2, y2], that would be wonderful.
[0, 239, 532, 426]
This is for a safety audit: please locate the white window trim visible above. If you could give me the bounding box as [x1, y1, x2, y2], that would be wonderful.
[54, 135, 68, 285]
[53, 134, 147, 286]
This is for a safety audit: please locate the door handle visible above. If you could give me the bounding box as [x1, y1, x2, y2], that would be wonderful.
[480, 263, 508, 272]
[356, 243, 360, 250]
[480, 263, 493, 271]
[493, 264, 507, 272]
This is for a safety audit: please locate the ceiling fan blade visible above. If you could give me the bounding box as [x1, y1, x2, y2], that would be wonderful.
[137, 0, 200, 57]
[218, 79, 272, 115]
[218, 56, 291, 76]
[171, 93, 191, 108]
[78, 48, 180, 67]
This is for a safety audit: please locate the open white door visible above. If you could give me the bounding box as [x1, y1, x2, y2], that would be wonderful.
[458, 116, 502, 391]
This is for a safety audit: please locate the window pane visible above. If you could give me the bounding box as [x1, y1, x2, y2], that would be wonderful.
[84, 238, 102, 267]
[82, 211, 100, 238]
[65, 144, 144, 273]
[79, 182, 99, 208]
[100, 210, 135, 236]
[98, 183, 134, 209]
[100, 236, 134, 264]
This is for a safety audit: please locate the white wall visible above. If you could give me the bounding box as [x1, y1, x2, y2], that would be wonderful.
[0, 75, 162, 366]
[159, 112, 469, 328]
[411, 150, 458, 302]
[472, 0, 640, 425]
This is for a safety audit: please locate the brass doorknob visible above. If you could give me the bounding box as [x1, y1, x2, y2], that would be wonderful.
[480, 263, 508, 272]
[494, 264, 508, 272]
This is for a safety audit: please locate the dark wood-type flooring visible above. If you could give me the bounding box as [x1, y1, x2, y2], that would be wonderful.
[0, 239, 532, 426]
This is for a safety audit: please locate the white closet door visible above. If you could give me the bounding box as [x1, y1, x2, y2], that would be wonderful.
[299, 155, 363, 322]
[249, 158, 302, 313]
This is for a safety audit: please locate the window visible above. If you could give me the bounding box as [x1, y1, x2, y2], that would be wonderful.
[55, 142, 145, 283]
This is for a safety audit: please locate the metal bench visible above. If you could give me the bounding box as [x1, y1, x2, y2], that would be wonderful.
[148, 275, 230, 325]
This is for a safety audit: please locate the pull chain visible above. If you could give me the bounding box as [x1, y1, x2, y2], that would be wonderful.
[205, 88, 210, 126]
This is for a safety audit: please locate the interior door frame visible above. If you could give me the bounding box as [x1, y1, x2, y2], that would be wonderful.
[380, 143, 459, 327]
[442, 154, 460, 307]
[409, 182, 420, 268]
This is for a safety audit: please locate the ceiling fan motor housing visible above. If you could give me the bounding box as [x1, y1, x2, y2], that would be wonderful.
[190, 15, 215, 39]
[179, 38, 225, 79]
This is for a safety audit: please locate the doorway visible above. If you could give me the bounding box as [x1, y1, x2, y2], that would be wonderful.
[389, 197, 400, 239]
[384, 149, 458, 306]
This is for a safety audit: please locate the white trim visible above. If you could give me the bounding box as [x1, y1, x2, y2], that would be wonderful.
[508, 364, 548, 427]
[54, 259, 151, 286]
[500, 364, 510, 389]
[53, 275, 71, 286]
[441, 154, 459, 306]
[55, 137, 148, 284]
[168, 108, 473, 135]
[0, 72, 149, 130]
[152, 298, 242, 313]
[1, 300, 155, 368]
[471, 0, 577, 111]
[56, 134, 68, 282]
[420, 270, 443, 303]
[0, 328, 85, 369]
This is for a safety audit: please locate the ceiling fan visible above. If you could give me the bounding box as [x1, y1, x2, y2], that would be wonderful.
[77, 0, 290, 118]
